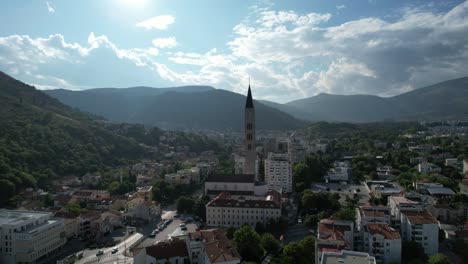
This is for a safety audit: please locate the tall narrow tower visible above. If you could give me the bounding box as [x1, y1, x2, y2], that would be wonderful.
[243, 83, 256, 176]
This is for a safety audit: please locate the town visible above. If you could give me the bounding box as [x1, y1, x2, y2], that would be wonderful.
[1, 85, 467, 264]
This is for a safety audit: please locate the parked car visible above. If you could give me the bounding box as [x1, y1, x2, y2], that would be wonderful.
[181, 226, 188, 231]
[112, 248, 118, 254]
[96, 250, 104, 256]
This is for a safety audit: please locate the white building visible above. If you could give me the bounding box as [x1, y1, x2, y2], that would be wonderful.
[444, 158, 459, 168]
[320, 250, 376, 264]
[326, 161, 352, 182]
[388, 196, 423, 221]
[205, 191, 282, 229]
[133, 239, 189, 264]
[364, 223, 401, 264]
[234, 154, 259, 178]
[316, 218, 354, 264]
[460, 179, 468, 195]
[400, 210, 439, 257]
[126, 198, 161, 222]
[417, 162, 441, 174]
[287, 136, 307, 164]
[0, 210, 67, 264]
[265, 152, 293, 193]
[356, 206, 392, 232]
[464, 159, 468, 176]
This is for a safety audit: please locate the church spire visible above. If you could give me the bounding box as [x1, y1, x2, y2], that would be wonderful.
[245, 80, 254, 108]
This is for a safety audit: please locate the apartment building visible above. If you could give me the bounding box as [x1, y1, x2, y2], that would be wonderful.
[315, 218, 354, 264]
[400, 210, 439, 257]
[364, 223, 401, 264]
[0, 210, 67, 264]
[264, 152, 293, 193]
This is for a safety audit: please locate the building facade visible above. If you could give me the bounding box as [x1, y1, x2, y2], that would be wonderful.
[264, 152, 293, 193]
[0, 210, 67, 264]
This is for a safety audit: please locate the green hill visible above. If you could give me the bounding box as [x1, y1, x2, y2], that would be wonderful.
[0, 71, 148, 205]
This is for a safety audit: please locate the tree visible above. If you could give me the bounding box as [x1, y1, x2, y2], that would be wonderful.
[260, 233, 280, 254]
[233, 225, 264, 262]
[193, 195, 210, 221]
[401, 241, 427, 264]
[428, 253, 450, 264]
[226, 226, 236, 239]
[280, 236, 315, 264]
[176, 196, 195, 214]
[0, 179, 16, 204]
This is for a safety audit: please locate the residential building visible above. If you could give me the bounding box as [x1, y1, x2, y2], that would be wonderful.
[364, 223, 401, 264]
[315, 218, 354, 264]
[0, 210, 67, 264]
[204, 174, 257, 197]
[414, 181, 444, 193]
[388, 196, 423, 221]
[206, 191, 281, 228]
[460, 179, 468, 195]
[133, 239, 189, 264]
[233, 154, 259, 179]
[445, 158, 460, 168]
[428, 204, 466, 224]
[400, 210, 439, 257]
[53, 211, 80, 239]
[326, 161, 352, 182]
[366, 181, 401, 198]
[126, 198, 161, 222]
[426, 187, 455, 199]
[356, 206, 392, 231]
[72, 189, 110, 202]
[186, 229, 240, 264]
[287, 136, 307, 164]
[264, 152, 293, 193]
[417, 162, 441, 174]
[464, 159, 468, 176]
[320, 250, 376, 264]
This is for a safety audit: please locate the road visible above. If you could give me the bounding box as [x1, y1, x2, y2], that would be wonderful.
[76, 233, 143, 264]
[312, 182, 370, 205]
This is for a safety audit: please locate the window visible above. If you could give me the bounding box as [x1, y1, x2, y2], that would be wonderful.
[248, 144, 252, 150]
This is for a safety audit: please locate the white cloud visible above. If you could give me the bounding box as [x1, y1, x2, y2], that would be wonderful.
[136, 15, 175, 30]
[46, 1, 55, 13]
[336, 5, 346, 10]
[152, 37, 177, 48]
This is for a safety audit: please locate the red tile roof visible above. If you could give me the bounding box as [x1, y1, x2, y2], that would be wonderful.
[366, 223, 400, 239]
[145, 239, 188, 259]
[402, 210, 438, 224]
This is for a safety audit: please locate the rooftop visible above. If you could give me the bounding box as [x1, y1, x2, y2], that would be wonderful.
[402, 210, 438, 225]
[318, 219, 353, 243]
[427, 187, 455, 195]
[390, 196, 419, 205]
[0, 210, 50, 226]
[321, 250, 376, 264]
[144, 239, 188, 259]
[189, 229, 240, 263]
[206, 191, 281, 209]
[206, 174, 255, 183]
[366, 223, 400, 239]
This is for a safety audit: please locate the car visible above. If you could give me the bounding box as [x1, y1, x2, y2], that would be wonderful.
[111, 248, 118, 254]
[179, 223, 186, 227]
[96, 250, 104, 256]
[173, 214, 179, 218]
[181, 226, 188, 231]
[149, 232, 156, 238]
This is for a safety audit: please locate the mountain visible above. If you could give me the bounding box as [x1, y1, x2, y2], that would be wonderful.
[276, 77, 468, 122]
[0, 71, 149, 204]
[46, 87, 307, 130]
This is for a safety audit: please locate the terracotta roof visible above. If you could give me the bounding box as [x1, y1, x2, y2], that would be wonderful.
[318, 219, 352, 242]
[391, 196, 419, 205]
[460, 179, 468, 186]
[189, 229, 240, 263]
[366, 223, 400, 239]
[53, 211, 80, 219]
[206, 191, 281, 209]
[145, 239, 188, 259]
[402, 210, 438, 225]
[206, 174, 255, 183]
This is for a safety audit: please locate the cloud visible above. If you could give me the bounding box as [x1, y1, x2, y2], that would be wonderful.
[136, 15, 175, 30]
[152, 37, 177, 48]
[46, 1, 55, 13]
[336, 5, 346, 10]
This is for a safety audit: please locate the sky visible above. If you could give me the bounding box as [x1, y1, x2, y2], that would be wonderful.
[0, 0, 467, 103]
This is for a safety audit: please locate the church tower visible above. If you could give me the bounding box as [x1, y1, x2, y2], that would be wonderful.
[243, 83, 256, 177]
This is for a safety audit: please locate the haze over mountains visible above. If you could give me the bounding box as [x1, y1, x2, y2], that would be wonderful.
[45, 76, 468, 129]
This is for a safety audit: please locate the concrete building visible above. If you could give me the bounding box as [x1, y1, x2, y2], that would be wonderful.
[326, 161, 352, 182]
[364, 223, 401, 264]
[205, 191, 281, 228]
[53, 211, 80, 239]
[464, 159, 468, 176]
[264, 152, 293, 193]
[417, 162, 441, 174]
[460, 179, 468, 195]
[287, 136, 307, 164]
[186, 229, 240, 264]
[400, 210, 439, 257]
[234, 154, 259, 178]
[133, 239, 189, 264]
[388, 196, 423, 221]
[0, 210, 67, 264]
[243, 85, 256, 178]
[204, 174, 268, 198]
[316, 218, 354, 264]
[320, 250, 376, 264]
[126, 198, 161, 222]
[356, 206, 392, 231]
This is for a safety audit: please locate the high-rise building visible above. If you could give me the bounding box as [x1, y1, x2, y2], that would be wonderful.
[0, 210, 67, 263]
[243, 85, 256, 178]
[265, 152, 293, 193]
